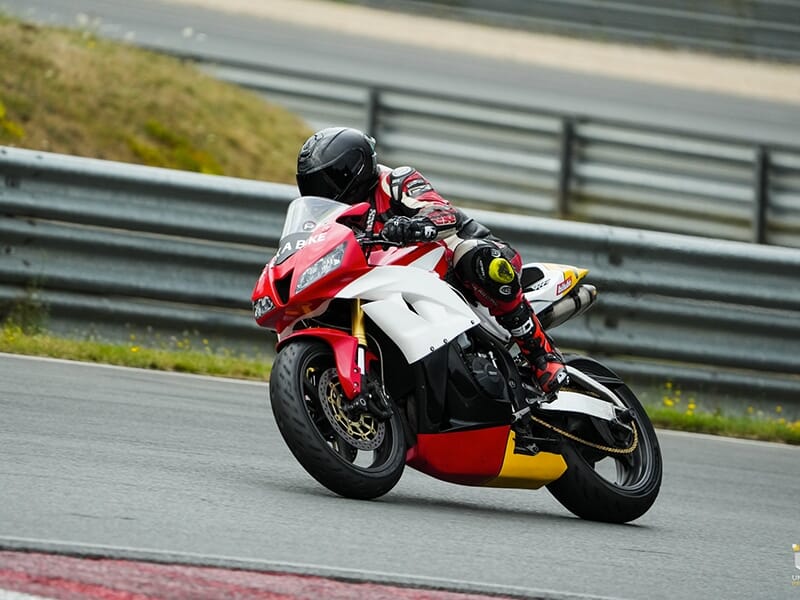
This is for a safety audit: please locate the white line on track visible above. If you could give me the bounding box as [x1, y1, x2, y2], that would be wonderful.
[0, 352, 267, 387]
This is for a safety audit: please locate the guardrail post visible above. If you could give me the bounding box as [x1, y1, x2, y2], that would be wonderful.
[557, 118, 575, 218]
[753, 146, 770, 244]
[365, 88, 380, 138]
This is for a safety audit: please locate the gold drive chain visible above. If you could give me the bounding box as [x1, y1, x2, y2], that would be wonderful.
[529, 414, 639, 455]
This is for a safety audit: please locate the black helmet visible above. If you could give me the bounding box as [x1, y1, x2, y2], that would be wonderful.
[296, 127, 379, 205]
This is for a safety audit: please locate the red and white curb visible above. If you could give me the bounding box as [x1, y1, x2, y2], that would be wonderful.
[0, 551, 518, 600]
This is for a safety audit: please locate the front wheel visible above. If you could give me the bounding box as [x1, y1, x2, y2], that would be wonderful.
[546, 357, 662, 523]
[269, 339, 406, 499]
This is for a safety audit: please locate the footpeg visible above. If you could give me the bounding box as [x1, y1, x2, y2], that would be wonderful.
[511, 406, 531, 422]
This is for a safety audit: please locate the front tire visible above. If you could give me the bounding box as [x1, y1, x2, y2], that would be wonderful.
[546, 357, 662, 523]
[269, 339, 406, 499]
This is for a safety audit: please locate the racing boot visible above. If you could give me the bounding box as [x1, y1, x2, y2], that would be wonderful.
[497, 301, 569, 395]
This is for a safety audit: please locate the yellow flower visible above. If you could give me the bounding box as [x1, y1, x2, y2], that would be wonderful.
[663, 397, 674, 408]
[130, 346, 140, 353]
[688, 402, 697, 411]
[775, 405, 783, 414]
[747, 406, 754, 415]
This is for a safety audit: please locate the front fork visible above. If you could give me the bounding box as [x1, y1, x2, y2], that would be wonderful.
[350, 299, 393, 420]
[276, 299, 380, 406]
[352, 298, 367, 378]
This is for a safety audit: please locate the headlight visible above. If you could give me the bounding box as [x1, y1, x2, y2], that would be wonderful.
[253, 295, 275, 319]
[295, 242, 346, 292]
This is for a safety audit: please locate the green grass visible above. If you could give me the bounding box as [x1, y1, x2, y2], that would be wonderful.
[0, 14, 310, 181]
[1, 323, 270, 381]
[645, 382, 799, 445]
[646, 406, 800, 444]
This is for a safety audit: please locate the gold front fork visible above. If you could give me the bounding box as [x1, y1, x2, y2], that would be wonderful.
[351, 299, 367, 346]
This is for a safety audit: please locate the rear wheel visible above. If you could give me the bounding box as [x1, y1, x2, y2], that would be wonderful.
[269, 339, 406, 499]
[546, 357, 662, 523]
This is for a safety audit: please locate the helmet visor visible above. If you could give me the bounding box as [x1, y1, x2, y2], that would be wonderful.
[296, 148, 366, 202]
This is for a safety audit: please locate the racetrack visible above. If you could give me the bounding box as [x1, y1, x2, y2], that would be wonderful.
[1, 354, 797, 599]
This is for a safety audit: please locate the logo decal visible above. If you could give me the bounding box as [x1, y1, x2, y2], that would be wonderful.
[556, 276, 573, 295]
[365, 208, 376, 233]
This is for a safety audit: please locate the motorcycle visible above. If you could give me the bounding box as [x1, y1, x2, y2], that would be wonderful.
[252, 196, 662, 523]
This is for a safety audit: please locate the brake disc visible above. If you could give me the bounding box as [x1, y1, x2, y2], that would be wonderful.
[318, 368, 385, 451]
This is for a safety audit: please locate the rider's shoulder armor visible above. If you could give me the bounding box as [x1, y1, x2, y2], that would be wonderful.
[388, 166, 434, 204]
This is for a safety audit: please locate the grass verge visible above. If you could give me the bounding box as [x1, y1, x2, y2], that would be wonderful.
[1, 323, 270, 381]
[646, 405, 799, 445]
[0, 13, 310, 181]
[645, 382, 799, 445]
[2, 323, 797, 444]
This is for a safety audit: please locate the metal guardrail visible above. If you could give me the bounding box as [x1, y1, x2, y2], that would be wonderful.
[161, 50, 800, 249]
[355, 0, 800, 62]
[1, 147, 799, 407]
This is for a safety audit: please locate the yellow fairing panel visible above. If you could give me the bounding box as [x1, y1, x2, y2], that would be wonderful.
[486, 431, 567, 489]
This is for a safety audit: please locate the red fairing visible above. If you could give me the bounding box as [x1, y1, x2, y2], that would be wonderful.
[276, 328, 363, 398]
[251, 222, 368, 334]
[406, 426, 510, 486]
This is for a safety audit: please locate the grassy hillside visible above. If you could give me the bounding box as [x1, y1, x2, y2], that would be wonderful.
[0, 14, 310, 181]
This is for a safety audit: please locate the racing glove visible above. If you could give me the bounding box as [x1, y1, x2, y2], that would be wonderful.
[381, 216, 438, 244]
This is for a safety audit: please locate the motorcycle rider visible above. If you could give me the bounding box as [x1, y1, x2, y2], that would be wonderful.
[295, 127, 569, 399]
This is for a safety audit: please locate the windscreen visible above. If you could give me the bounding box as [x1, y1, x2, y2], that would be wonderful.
[274, 196, 348, 265]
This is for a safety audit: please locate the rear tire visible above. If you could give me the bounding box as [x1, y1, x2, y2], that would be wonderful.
[269, 339, 406, 499]
[546, 357, 662, 523]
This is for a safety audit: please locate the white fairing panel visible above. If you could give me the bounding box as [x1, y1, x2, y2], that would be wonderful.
[337, 266, 478, 364]
[522, 262, 587, 313]
[408, 246, 445, 271]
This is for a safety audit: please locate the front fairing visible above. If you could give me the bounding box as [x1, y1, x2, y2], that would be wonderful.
[252, 197, 370, 334]
[274, 196, 351, 265]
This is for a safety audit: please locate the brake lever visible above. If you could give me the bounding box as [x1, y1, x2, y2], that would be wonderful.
[361, 238, 402, 247]
[356, 232, 402, 249]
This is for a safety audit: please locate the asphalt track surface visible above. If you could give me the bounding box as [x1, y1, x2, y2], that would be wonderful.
[3, 0, 800, 146]
[1, 354, 798, 599]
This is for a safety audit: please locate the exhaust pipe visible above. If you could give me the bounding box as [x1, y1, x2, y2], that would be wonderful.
[537, 284, 597, 330]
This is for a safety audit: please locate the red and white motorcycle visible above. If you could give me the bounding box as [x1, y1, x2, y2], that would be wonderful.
[252, 196, 662, 523]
